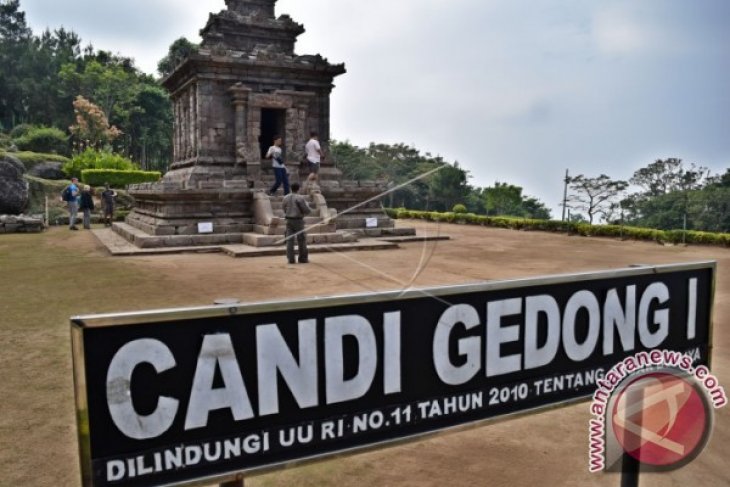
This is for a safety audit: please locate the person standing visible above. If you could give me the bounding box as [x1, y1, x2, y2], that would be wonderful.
[266, 135, 290, 196]
[101, 183, 117, 227]
[304, 131, 323, 189]
[282, 182, 312, 264]
[79, 185, 95, 230]
[63, 177, 80, 230]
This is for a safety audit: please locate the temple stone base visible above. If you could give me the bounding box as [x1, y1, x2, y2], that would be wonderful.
[114, 167, 414, 249]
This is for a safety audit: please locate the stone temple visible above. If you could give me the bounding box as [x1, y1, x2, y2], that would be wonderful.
[114, 0, 414, 248]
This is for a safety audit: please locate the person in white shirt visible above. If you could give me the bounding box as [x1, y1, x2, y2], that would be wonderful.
[265, 135, 290, 195]
[304, 131, 323, 188]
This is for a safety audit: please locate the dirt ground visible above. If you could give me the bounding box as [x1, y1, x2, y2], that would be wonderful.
[1, 220, 728, 486]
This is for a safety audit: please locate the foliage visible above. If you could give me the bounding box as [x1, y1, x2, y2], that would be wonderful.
[0, 0, 32, 129]
[13, 126, 69, 155]
[386, 208, 730, 248]
[69, 95, 121, 150]
[429, 163, 470, 212]
[622, 160, 728, 233]
[482, 182, 552, 219]
[452, 204, 467, 214]
[157, 37, 198, 78]
[566, 174, 628, 224]
[332, 140, 550, 218]
[630, 158, 709, 197]
[0, 149, 70, 169]
[124, 85, 173, 171]
[63, 148, 136, 179]
[81, 169, 161, 187]
[0, 2, 173, 170]
[9, 122, 32, 138]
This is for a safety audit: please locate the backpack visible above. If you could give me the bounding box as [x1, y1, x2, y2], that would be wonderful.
[61, 186, 74, 202]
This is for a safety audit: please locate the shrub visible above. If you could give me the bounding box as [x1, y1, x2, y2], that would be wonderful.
[386, 208, 730, 248]
[0, 133, 11, 149]
[9, 123, 34, 139]
[81, 169, 161, 187]
[64, 148, 136, 179]
[452, 204, 467, 214]
[14, 126, 69, 155]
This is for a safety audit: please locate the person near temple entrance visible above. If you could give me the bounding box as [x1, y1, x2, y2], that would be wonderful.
[266, 135, 290, 196]
[282, 183, 312, 264]
[304, 131, 323, 189]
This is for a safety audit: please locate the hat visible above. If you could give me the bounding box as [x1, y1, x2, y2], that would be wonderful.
[83, 185, 91, 191]
[71, 177, 79, 182]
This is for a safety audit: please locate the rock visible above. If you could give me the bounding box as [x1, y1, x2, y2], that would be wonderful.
[29, 161, 65, 180]
[0, 157, 29, 215]
[1, 153, 25, 175]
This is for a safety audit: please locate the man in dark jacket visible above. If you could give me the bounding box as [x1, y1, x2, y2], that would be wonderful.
[282, 183, 312, 264]
[79, 185, 95, 230]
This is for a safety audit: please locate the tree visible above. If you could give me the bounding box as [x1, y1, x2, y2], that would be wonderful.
[331, 140, 377, 180]
[125, 85, 172, 170]
[630, 158, 709, 196]
[484, 182, 524, 216]
[19, 27, 81, 128]
[0, 0, 32, 128]
[482, 182, 551, 219]
[625, 158, 720, 231]
[521, 196, 552, 220]
[426, 163, 472, 212]
[567, 174, 628, 224]
[59, 57, 138, 123]
[69, 95, 122, 150]
[157, 37, 198, 78]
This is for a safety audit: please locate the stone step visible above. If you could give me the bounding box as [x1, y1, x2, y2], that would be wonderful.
[242, 231, 357, 248]
[112, 222, 244, 248]
[254, 222, 337, 236]
[267, 195, 314, 203]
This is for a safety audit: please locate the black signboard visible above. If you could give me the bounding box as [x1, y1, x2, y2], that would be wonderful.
[71, 262, 715, 487]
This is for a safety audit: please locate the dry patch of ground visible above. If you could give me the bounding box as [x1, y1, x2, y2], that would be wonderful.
[1, 221, 728, 486]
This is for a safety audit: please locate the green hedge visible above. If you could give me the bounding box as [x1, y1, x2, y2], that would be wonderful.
[385, 208, 730, 247]
[64, 148, 137, 179]
[81, 169, 161, 187]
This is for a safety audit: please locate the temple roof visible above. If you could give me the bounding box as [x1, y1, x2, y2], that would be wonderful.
[163, 0, 344, 88]
[202, 0, 304, 55]
[225, 0, 277, 19]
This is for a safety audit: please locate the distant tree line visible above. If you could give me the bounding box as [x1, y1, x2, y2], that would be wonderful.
[330, 141, 552, 219]
[0, 0, 171, 170]
[564, 159, 729, 233]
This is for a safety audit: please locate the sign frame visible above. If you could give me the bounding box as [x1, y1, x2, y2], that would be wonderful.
[71, 261, 716, 487]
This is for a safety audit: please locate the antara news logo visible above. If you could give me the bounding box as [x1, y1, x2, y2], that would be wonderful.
[589, 350, 727, 473]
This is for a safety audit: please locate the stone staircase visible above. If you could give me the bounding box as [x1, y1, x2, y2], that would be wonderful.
[242, 189, 358, 247]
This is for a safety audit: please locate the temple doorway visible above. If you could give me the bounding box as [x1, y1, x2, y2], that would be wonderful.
[259, 108, 286, 158]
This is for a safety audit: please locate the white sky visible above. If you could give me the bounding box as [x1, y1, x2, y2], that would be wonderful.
[20, 0, 730, 214]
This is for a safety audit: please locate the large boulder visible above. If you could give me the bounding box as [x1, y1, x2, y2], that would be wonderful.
[0, 154, 29, 215]
[29, 161, 65, 180]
